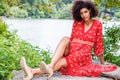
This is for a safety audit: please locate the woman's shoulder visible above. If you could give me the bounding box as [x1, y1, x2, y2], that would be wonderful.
[93, 19, 102, 24]
[93, 20, 103, 30]
[93, 19, 102, 26]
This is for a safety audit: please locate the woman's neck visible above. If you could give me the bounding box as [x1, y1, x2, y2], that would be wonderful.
[84, 19, 92, 26]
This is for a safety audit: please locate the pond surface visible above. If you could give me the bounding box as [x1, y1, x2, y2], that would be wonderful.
[3, 18, 120, 54]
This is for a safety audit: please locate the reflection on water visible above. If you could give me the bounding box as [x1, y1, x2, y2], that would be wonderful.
[3, 18, 120, 54]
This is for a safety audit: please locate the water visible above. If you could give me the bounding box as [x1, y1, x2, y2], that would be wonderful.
[4, 18, 73, 52]
[3, 18, 120, 54]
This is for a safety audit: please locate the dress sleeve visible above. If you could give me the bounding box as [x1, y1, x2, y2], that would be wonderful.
[94, 22, 104, 56]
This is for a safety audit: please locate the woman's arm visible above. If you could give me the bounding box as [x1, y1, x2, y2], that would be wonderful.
[98, 54, 108, 64]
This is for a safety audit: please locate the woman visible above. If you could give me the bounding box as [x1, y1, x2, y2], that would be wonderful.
[20, 0, 117, 80]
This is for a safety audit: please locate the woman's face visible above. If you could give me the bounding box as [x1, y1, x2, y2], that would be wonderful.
[80, 8, 91, 22]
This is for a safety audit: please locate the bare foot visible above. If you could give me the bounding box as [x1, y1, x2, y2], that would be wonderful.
[20, 57, 33, 80]
[40, 61, 53, 79]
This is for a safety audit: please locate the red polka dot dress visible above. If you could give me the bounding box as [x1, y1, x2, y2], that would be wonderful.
[60, 20, 117, 77]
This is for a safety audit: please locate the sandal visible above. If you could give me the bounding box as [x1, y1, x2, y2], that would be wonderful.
[20, 56, 33, 80]
[40, 61, 53, 79]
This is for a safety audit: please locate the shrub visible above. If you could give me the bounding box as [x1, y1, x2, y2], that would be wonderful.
[92, 23, 120, 66]
[103, 24, 120, 66]
[115, 11, 120, 18]
[6, 6, 28, 18]
[0, 18, 51, 80]
[51, 4, 72, 19]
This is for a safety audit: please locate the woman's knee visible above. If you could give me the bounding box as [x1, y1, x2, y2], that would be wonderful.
[62, 36, 70, 44]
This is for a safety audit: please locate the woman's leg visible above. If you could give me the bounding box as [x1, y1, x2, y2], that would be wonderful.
[40, 58, 67, 79]
[20, 36, 70, 79]
[20, 56, 64, 79]
[20, 57, 45, 79]
[53, 58, 67, 71]
[32, 68, 44, 75]
[49, 36, 70, 68]
[39, 36, 70, 79]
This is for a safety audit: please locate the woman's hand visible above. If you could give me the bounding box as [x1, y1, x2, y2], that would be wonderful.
[101, 61, 109, 65]
[98, 54, 109, 65]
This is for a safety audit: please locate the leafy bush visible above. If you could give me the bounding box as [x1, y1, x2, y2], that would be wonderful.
[115, 11, 120, 18]
[6, 6, 28, 18]
[0, 1, 9, 16]
[51, 4, 72, 19]
[27, 7, 41, 19]
[103, 24, 120, 66]
[92, 24, 120, 66]
[0, 18, 51, 80]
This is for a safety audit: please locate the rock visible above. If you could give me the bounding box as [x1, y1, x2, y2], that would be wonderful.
[12, 70, 110, 80]
[12, 61, 120, 80]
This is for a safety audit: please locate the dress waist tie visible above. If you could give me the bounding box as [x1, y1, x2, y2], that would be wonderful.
[72, 39, 94, 46]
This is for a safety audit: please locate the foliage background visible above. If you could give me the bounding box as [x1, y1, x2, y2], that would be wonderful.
[0, 0, 120, 19]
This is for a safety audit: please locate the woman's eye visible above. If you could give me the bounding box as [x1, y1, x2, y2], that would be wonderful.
[84, 11, 88, 13]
